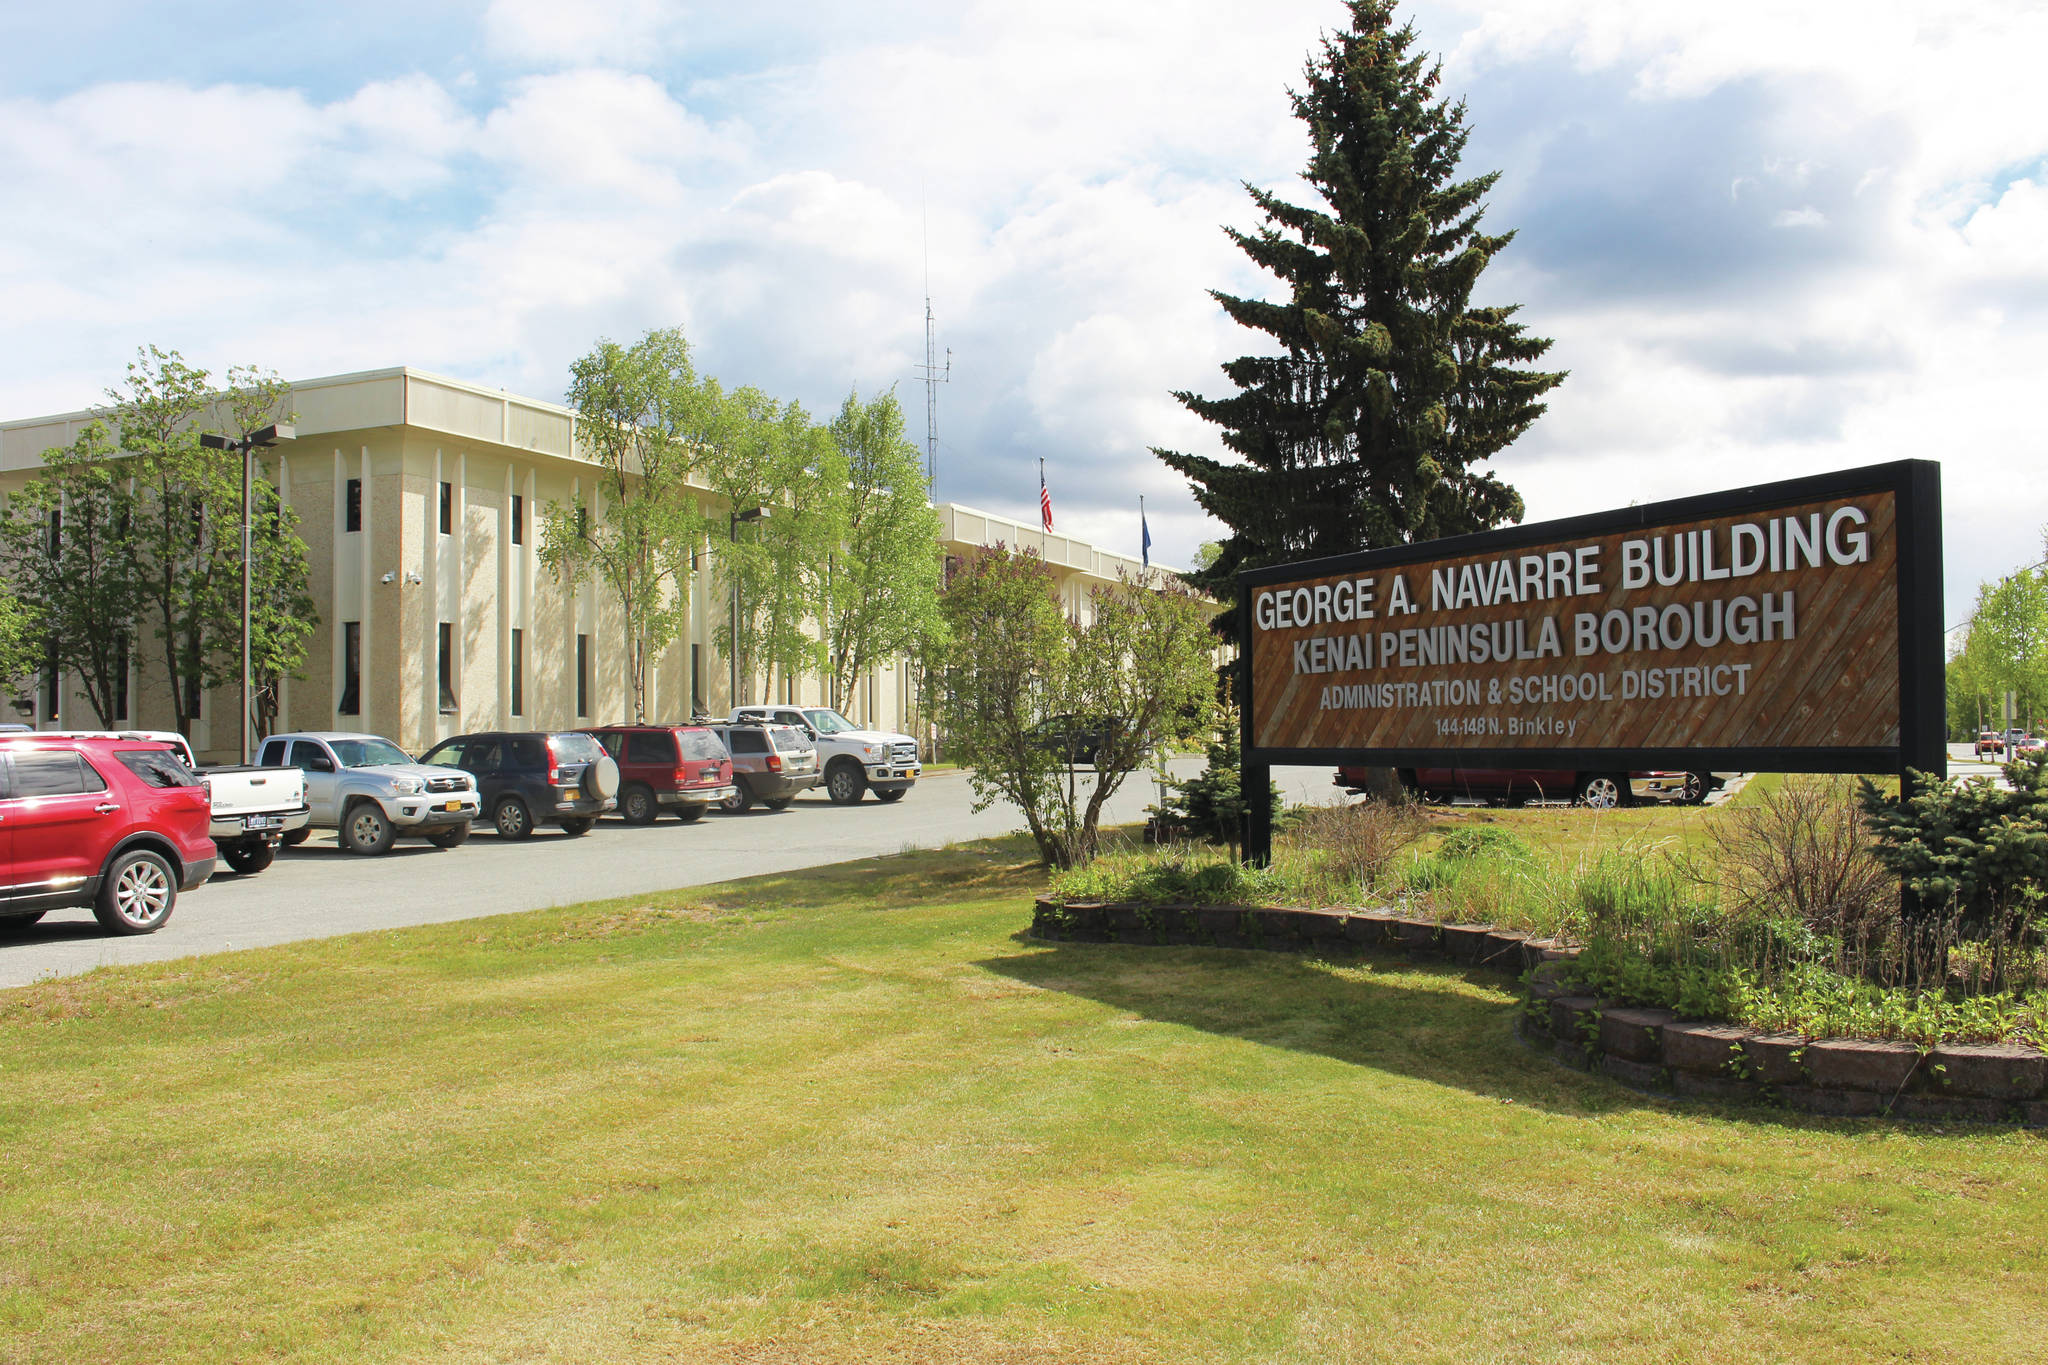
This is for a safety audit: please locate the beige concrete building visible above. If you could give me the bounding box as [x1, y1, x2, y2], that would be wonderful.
[0, 366, 1163, 760]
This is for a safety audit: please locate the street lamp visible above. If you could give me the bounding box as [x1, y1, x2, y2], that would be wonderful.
[200, 422, 295, 763]
[729, 505, 771, 709]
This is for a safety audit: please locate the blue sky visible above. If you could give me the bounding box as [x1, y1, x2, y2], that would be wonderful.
[2, 0, 2044, 630]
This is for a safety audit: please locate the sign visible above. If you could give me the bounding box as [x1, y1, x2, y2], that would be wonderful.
[1237, 460, 1943, 776]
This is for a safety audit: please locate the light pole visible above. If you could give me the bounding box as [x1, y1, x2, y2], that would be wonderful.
[200, 423, 295, 763]
[729, 505, 770, 709]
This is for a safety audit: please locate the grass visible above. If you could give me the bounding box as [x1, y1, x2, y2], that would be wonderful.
[1, 834, 2044, 1362]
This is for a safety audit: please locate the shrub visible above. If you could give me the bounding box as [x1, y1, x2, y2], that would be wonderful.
[1286, 799, 1428, 894]
[1860, 752, 2048, 929]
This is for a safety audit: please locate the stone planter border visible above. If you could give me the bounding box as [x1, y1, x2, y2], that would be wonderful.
[1030, 897, 2048, 1128]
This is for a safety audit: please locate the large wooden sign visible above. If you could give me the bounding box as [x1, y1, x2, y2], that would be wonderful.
[1238, 460, 1944, 775]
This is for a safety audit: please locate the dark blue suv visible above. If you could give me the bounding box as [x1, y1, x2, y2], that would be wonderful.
[419, 731, 621, 839]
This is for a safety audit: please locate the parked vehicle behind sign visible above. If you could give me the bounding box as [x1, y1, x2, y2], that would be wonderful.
[0, 734, 216, 936]
[728, 706, 919, 805]
[581, 725, 735, 824]
[708, 722, 820, 812]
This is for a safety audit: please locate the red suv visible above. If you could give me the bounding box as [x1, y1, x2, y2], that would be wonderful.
[0, 736, 216, 936]
[581, 725, 736, 825]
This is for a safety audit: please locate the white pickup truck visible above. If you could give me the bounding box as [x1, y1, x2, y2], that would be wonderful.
[49, 730, 310, 875]
[728, 705, 921, 804]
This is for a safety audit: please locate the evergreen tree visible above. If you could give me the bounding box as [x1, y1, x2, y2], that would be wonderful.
[1157, 0, 1563, 623]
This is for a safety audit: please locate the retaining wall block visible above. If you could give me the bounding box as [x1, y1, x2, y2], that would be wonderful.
[1519, 1000, 1554, 1042]
[2024, 1101, 2048, 1129]
[1521, 938, 1578, 972]
[1255, 908, 1304, 944]
[1195, 907, 1251, 947]
[1803, 1038, 1924, 1094]
[1601, 1055, 1669, 1091]
[1671, 1071, 1762, 1105]
[1106, 904, 1146, 934]
[1662, 1022, 1755, 1076]
[1599, 1007, 1677, 1064]
[1344, 911, 1399, 946]
[1394, 918, 1441, 954]
[1298, 909, 1349, 942]
[1552, 1037, 1594, 1070]
[1550, 996, 1601, 1055]
[1891, 1094, 2015, 1125]
[1477, 930, 1530, 973]
[1926, 1043, 2048, 1100]
[1440, 924, 1493, 964]
[1741, 1034, 1811, 1087]
[1776, 1085, 1887, 1118]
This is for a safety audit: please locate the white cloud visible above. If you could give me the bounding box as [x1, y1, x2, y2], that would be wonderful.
[1773, 207, 1827, 229]
[482, 0, 682, 68]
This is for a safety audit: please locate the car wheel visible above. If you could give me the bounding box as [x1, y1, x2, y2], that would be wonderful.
[93, 848, 178, 935]
[721, 778, 754, 813]
[762, 796, 793, 811]
[224, 842, 275, 876]
[825, 761, 866, 805]
[280, 829, 310, 848]
[559, 817, 594, 836]
[674, 805, 706, 824]
[494, 797, 534, 840]
[875, 788, 906, 803]
[1681, 772, 1709, 805]
[342, 801, 396, 855]
[1574, 774, 1628, 810]
[0, 911, 46, 936]
[621, 783, 658, 826]
[426, 823, 471, 849]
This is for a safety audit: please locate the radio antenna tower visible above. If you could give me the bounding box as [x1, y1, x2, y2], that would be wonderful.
[917, 206, 950, 500]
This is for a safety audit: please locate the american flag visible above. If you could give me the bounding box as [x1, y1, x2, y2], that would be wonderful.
[1039, 461, 1054, 531]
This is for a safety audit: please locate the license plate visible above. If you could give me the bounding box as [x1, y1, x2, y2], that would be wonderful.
[243, 815, 283, 831]
[441, 800, 463, 812]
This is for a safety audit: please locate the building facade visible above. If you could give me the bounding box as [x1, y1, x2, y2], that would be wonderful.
[0, 366, 1163, 761]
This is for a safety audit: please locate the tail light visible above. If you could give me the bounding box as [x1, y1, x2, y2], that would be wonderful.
[766, 753, 783, 772]
[546, 737, 561, 785]
[674, 766, 691, 784]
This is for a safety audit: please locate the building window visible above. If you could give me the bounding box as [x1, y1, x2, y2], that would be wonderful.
[340, 621, 361, 715]
[439, 482, 453, 536]
[510, 628, 524, 716]
[576, 505, 590, 541]
[47, 508, 61, 558]
[185, 676, 202, 721]
[691, 643, 703, 718]
[114, 633, 129, 722]
[576, 634, 589, 717]
[345, 479, 362, 533]
[42, 643, 58, 720]
[511, 493, 524, 546]
[437, 622, 457, 714]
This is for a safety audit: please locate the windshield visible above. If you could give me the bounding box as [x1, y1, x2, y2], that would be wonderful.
[331, 737, 414, 768]
[802, 709, 859, 734]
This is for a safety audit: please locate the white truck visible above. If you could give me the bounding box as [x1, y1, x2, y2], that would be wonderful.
[47, 730, 309, 876]
[258, 731, 481, 854]
[728, 705, 921, 804]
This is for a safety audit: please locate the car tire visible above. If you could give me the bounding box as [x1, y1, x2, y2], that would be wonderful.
[620, 783, 658, 826]
[875, 788, 906, 803]
[224, 842, 275, 876]
[342, 801, 397, 855]
[721, 778, 754, 814]
[280, 828, 310, 848]
[426, 823, 470, 849]
[0, 911, 46, 935]
[1681, 772, 1709, 806]
[825, 761, 866, 805]
[675, 805, 706, 824]
[93, 848, 178, 935]
[559, 817, 594, 836]
[1574, 774, 1630, 810]
[762, 796, 793, 811]
[494, 797, 535, 841]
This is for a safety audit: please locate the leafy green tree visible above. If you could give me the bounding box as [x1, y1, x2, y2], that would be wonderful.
[222, 367, 318, 742]
[1156, 0, 1563, 626]
[1158, 699, 1284, 860]
[0, 584, 36, 689]
[541, 328, 722, 722]
[0, 421, 142, 725]
[822, 390, 944, 712]
[1949, 564, 2048, 735]
[930, 546, 1213, 869]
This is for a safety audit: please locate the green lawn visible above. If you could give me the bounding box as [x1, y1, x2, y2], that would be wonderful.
[2, 836, 2043, 1362]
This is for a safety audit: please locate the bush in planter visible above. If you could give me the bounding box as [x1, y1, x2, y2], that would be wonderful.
[1155, 701, 1283, 860]
[1859, 752, 2048, 934]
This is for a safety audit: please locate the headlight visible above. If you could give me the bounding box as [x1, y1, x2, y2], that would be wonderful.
[390, 776, 423, 795]
[864, 743, 884, 761]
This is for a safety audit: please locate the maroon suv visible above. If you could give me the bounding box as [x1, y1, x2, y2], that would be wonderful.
[581, 725, 736, 825]
[0, 735, 216, 936]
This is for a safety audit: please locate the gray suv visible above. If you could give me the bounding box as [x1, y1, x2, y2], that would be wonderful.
[708, 723, 820, 812]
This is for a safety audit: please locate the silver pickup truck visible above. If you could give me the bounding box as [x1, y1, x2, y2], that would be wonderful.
[48, 730, 309, 875]
[259, 731, 481, 855]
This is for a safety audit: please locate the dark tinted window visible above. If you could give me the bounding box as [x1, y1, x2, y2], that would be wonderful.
[287, 740, 332, 771]
[589, 731, 622, 758]
[624, 733, 673, 765]
[115, 749, 201, 789]
[549, 733, 604, 763]
[508, 738, 546, 768]
[259, 739, 287, 766]
[728, 730, 767, 755]
[463, 741, 501, 771]
[9, 750, 107, 797]
[676, 730, 727, 762]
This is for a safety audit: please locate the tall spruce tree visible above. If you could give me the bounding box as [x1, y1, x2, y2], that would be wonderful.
[1157, 0, 1563, 624]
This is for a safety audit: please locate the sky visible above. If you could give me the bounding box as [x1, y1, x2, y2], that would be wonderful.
[1, 0, 2043, 630]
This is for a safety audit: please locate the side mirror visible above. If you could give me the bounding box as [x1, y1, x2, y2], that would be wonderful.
[307, 754, 336, 773]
